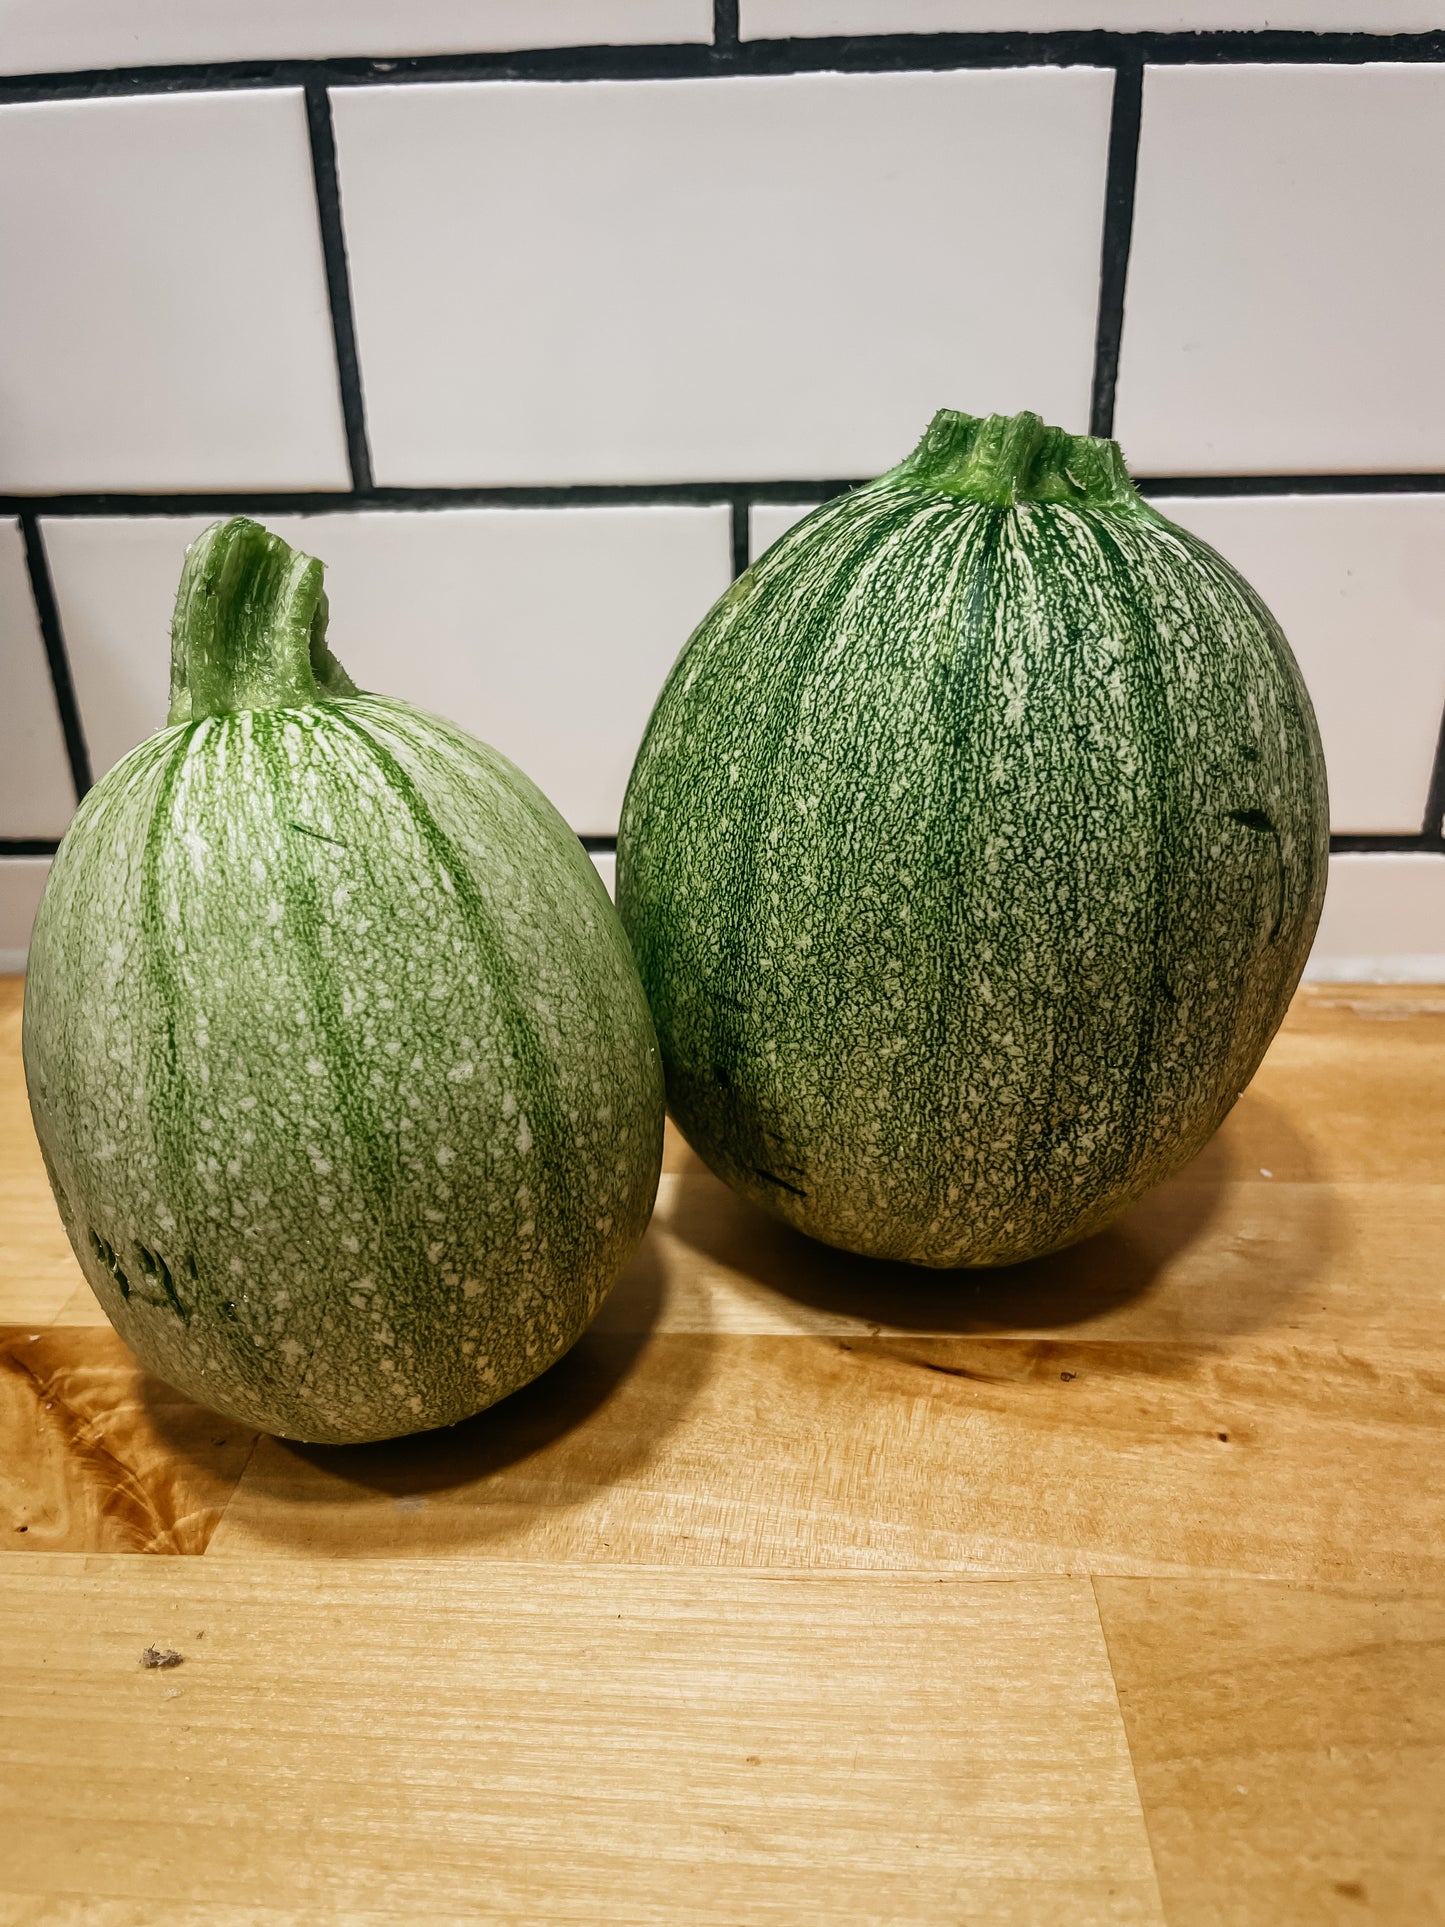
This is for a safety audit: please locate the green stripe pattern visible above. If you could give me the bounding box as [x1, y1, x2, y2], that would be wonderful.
[25, 695, 663, 1442]
[617, 411, 1328, 1269]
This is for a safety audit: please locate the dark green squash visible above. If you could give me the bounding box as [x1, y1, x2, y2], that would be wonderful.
[617, 409, 1328, 1267]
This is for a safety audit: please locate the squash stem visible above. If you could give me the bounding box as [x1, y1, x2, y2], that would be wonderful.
[885, 408, 1140, 510]
[167, 517, 358, 725]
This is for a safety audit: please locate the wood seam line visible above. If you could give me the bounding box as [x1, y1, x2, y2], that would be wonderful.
[1089, 1571, 1172, 1926]
[201, 1430, 264, 1554]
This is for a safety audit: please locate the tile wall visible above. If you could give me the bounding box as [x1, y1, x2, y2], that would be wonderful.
[2, 6, 1443, 980]
[740, 3, 1445, 31]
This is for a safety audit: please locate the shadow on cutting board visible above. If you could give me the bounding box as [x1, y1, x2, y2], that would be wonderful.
[189, 1227, 725, 1552]
[267, 1233, 691, 1499]
[5, 1232, 717, 1553]
[661, 1090, 1331, 1354]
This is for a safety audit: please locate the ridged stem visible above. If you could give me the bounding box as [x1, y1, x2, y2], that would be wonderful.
[167, 517, 358, 725]
[884, 408, 1141, 511]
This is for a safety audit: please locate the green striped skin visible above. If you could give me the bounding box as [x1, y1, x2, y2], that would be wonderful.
[617, 410, 1328, 1269]
[24, 523, 663, 1443]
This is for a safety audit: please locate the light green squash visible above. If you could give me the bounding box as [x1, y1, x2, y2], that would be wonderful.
[25, 518, 663, 1441]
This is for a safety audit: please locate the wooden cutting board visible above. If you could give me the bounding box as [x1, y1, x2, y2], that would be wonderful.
[2, 976, 1442, 1925]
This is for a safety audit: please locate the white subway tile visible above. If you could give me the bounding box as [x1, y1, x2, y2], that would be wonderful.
[0, 857, 51, 972]
[0, 521, 76, 839]
[1116, 65, 1445, 476]
[0, 1, 710, 73]
[281, 508, 728, 836]
[1305, 854, 1445, 982]
[590, 850, 617, 900]
[749, 502, 821, 562]
[1149, 495, 1445, 836]
[42, 515, 212, 778]
[743, 2, 1445, 31]
[335, 70, 1113, 486]
[44, 506, 729, 834]
[0, 91, 349, 492]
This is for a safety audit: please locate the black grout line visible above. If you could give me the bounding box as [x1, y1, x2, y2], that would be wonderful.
[5, 835, 1440, 863]
[2, 30, 1445, 102]
[0, 832, 621, 863]
[731, 28, 1445, 70]
[0, 831, 618, 861]
[7, 473, 1445, 520]
[729, 496, 751, 579]
[1420, 700, 1445, 840]
[4, 32, 1443, 883]
[0, 481, 862, 517]
[19, 516, 92, 802]
[1088, 53, 1143, 441]
[304, 81, 373, 493]
[0, 48, 718, 103]
[1138, 472, 1445, 497]
[4, 834, 1441, 863]
[1330, 832, 1445, 854]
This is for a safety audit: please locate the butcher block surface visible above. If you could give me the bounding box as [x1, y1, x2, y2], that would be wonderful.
[1, 976, 1442, 1924]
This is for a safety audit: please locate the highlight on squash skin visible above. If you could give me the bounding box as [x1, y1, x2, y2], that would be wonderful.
[24, 517, 665, 1444]
[617, 406, 1329, 1270]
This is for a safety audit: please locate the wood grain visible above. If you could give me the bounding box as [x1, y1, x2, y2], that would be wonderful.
[206, 1330, 1444, 1585]
[0, 1329, 258, 1554]
[22, 1160, 1445, 1352]
[10, 983, 1443, 1334]
[1095, 1578, 1445, 1926]
[0, 1903, 533, 1926]
[1238, 990, 1445, 1186]
[600, 1168, 1444, 1346]
[7, 1306, 1440, 1583]
[0, 1905, 495, 1926]
[0, 1556, 1163, 1925]
[3, 975, 1443, 1924]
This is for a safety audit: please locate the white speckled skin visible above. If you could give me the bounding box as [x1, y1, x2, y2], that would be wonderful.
[618, 415, 1328, 1268]
[25, 696, 664, 1442]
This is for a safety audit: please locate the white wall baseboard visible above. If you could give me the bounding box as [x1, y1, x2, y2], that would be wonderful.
[1303, 852, 1445, 982]
[0, 857, 50, 975]
[590, 850, 617, 900]
[1303, 954, 1445, 983]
